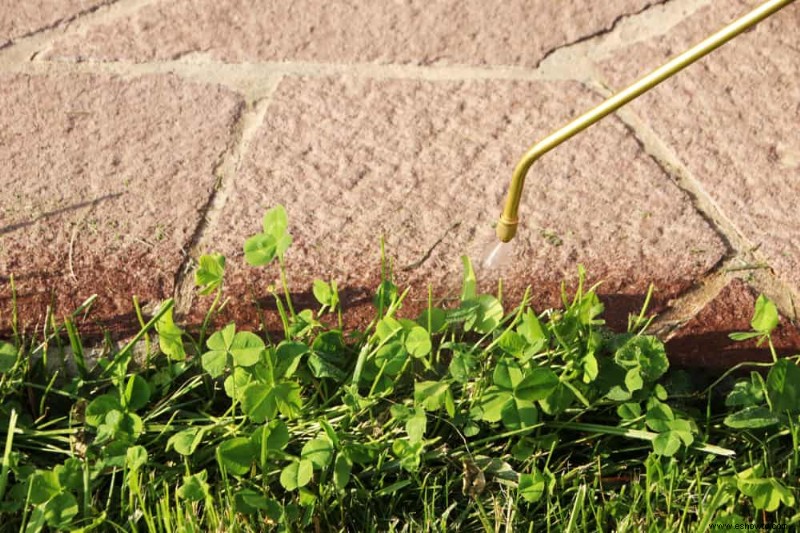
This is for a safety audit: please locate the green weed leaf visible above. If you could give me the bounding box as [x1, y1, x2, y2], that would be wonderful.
[242, 383, 278, 423]
[0, 341, 17, 372]
[126, 446, 148, 471]
[28, 471, 61, 505]
[85, 394, 122, 427]
[272, 381, 303, 417]
[177, 471, 209, 502]
[617, 402, 642, 421]
[234, 490, 276, 515]
[500, 398, 538, 430]
[418, 307, 446, 334]
[374, 341, 407, 376]
[392, 440, 424, 472]
[766, 359, 800, 414]
[460, 255, 477, 301]
[414, 380, 451, 412]
[195, 253, 225, 295]
[464, 295, 504, 334]
[515, 368, 559, 402]
[653, 431, 682, 457]
[334, 454, 352, 490]
[202, 350, 228, 379]
[724, 406, 780, 429]
[472, 387, 513, 423]
[167, 427, 206, 456]
[302, 437, 334, 470]
[539, 383, 574, 416]
[155, 304, 185, 360]
[519, 469, 547, 503]
[737, 468, 795, 512]
[645, 400, 675, 432]
[229, 331, 265, 367]
[55, 459, 83, 491]
[124, 375, 151, 411]
[448, 347, 477, 384]
[43, 491, 78, 529]
[312, 279, 339, 312]
[405, 326, 432, 358]
[518, 310, 547, 349]
[280, 460, 313, 491]
[751, 294, 779, 335]
[406, 410, 427, 443]
[218, 437, 254, 476]
[275, 341, 308, 379]
[262, 205, 288, 237]
[244, 233, 277, 266]
[493, 358, 523, 390]
[251, 419, 290, 457]
[725, 373, 765, 407]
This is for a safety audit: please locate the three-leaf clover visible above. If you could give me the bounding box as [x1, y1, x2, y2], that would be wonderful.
[201, 323, 265, 378]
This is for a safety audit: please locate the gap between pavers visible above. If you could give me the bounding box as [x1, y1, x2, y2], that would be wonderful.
[595, 0, 800, 297]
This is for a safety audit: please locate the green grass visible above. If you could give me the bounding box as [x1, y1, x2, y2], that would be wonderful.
[1, 205, 799, 532]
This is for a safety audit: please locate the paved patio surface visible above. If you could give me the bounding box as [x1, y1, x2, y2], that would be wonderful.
[1, 0, 798, 365]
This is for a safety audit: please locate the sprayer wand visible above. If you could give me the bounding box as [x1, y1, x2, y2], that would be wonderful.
[496, 0, 796, 243]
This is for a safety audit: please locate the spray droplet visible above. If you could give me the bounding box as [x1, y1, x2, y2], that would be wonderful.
[482, 241, 512, 270]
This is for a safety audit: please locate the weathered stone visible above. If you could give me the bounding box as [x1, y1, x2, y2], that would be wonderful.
[47, 0, 657, 66]
[597, 0, 800, 290]
[0, 73, 242, 333]
[0, 0, 107, 46]
[192, 75, 726, 330]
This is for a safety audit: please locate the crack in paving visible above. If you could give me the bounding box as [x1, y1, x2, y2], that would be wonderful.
[537, 0, 714, 80]
[172, 82, 282, 317]
[533, 0, 673, 70]
[0, 0, 160, 67]
[400, 222, 462, 272]
[0, 0, 116, 52]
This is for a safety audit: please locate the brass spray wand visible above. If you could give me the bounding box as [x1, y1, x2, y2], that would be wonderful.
[495, 0, 796, 243]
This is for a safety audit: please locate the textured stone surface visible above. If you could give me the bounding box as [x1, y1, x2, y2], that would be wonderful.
[195, 75, 726, 328]
[0, 73, 242, 331]
[597, 0, 800, 289]
[666, 279, 800, 368]
[0, 0, 107, 46]
[47, 0, 657, 66]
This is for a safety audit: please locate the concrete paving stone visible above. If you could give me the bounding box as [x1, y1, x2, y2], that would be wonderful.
[666, 278, 800, 368]
[47, 0, 658, 66]
[0, 0, 108, 46]
[0, 73, 243, 333]
[194, 75, 726, 330]
[596, 0, 800, 289]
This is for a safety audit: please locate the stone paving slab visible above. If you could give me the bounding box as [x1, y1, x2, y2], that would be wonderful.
[1, 0, 799, 364]
[597, 0, 800, 289]
[192, 74, 726, 330]
[666, 278, 800, 369]
[46, 0, 657, 66]
[0, 0, 108, 46]
[0, 72, 242, 332]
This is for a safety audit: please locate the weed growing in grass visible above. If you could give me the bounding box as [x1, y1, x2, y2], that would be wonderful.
[1, 206, 799, 531]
